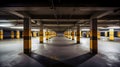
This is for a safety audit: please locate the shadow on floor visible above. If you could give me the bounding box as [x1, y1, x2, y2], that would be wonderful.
[63, 52, 95, 67]
[27, 52, 95, 67]
[28, 52, 73, 67]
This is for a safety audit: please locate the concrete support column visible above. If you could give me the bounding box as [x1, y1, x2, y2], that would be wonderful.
[90, 18, 98, 54]
[49, 31, 51, 39]
[31, 32, 32, 37]
[97, 31, 100, 39]
[24, 17, 31, 54]
[33, 32, 37, 37]
[46, 29, 49, 40]
[0, 30, 3, 40]
[105, 31, 108, 37]
[117, 31, 120, 37]
[11, 31, 14, 39]
[71, 30, 74, 40]
[16, 30, 20, 39]
[86, 31, 89, 38]
[22, 32, 24, 38]
[40, 25, 43, 43]
[109, 29, 114, 41]
[76, 25, 80, 44]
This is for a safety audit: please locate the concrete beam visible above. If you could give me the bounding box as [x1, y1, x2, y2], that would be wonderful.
[91, 8, 119, 19]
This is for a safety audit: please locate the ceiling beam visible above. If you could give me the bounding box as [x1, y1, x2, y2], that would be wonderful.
[0, 9, 37, 23]
[43, 24, 73, 26]
[8, 11, 24, 18]
[91, 11, 113, 19]
[30, 15, 90, 19]
[91, 8, 120, 19]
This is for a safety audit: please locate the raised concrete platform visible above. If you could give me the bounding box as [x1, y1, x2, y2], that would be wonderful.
[0, 36, 120, 67]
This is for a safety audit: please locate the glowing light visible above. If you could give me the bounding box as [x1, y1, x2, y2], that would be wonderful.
[0, 20, 11, 22]
[0, 23, 14, 27]
[107, 26, 120, 29]
[81, 29, 90, 31]
[10, 26, 23, 29]
[31, 29, 39, 31]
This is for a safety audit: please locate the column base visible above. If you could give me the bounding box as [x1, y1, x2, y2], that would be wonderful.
[77, 41, 80, 44]
[90, 49, 97, 54]
[98, 38, 100, 40]
[109, 39, 114, 41]
[40, 41, 43, 43]
[24, 49, 31, 54]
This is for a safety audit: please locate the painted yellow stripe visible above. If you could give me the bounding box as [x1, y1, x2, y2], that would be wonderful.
[105, 31, 108, 37]
[0, 30, 3, 40]
[117, 32, 120, 37]
[11, 31, 14, 38]
[16, 30, 20, 39]
[90, 40, 98, 54]
[24, 40, 31, 49]
[97, 31, 100, 39]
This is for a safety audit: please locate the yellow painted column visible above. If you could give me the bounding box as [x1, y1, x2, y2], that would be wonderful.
[31, 32, 32, 37]
[76, 25, 80, 44]
[16, 30, 20, 39]
[11, 31, 14, 39]
[0, 30, 3, 40]
[105, 31, 108, 37]
[90, 18, 98, 54]
[33, 32, 37, 37]
[46, 29, 49, 40]
[49, 31, 51, 39]
[97, 31, 100, 39]
[71, 30, 74, 40]
[117, 31, 120, 37]
[24, 17, 31, 54]
[109, 29, 114, 41]
[40, 26, 43, 43]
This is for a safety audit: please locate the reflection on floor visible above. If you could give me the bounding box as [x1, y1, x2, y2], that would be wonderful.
[0, 36, 120, 67]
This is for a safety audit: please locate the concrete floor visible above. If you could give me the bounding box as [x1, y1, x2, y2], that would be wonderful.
[0, 36, 120, 67]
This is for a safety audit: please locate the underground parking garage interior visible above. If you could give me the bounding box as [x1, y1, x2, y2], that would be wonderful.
[0, 0, 120, 67]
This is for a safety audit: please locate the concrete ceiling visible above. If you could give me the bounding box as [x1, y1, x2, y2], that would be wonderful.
[0, 0, 120, 32]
